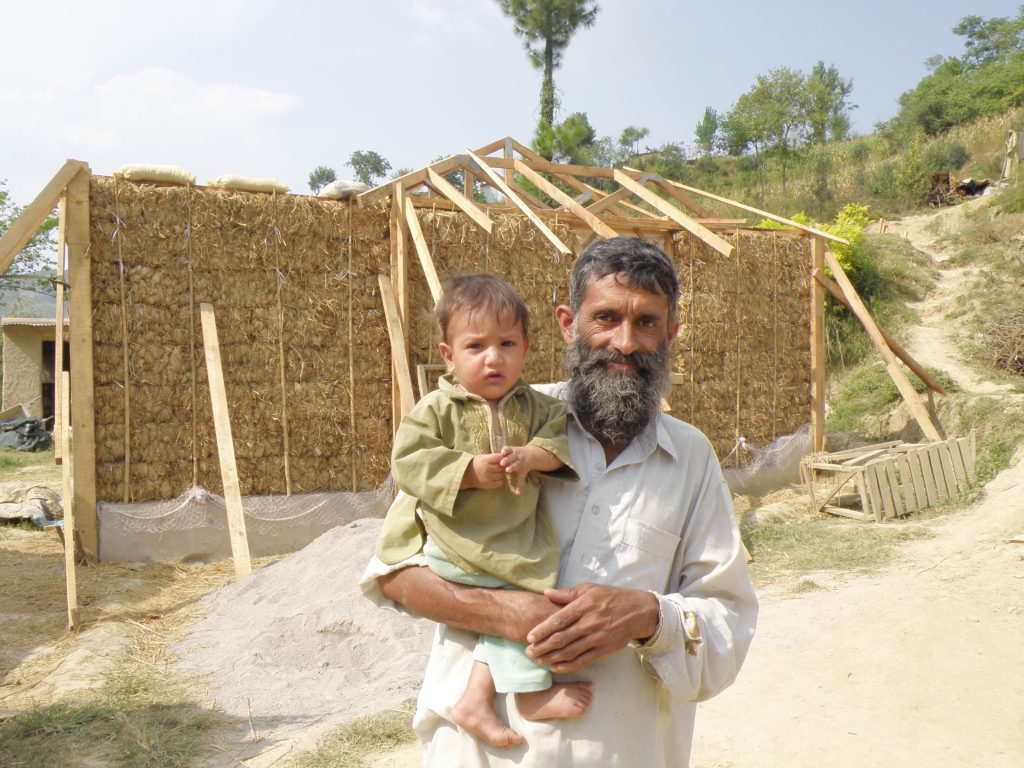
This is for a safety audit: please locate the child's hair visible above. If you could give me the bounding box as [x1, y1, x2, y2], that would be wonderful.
[434, 273, 530, 343]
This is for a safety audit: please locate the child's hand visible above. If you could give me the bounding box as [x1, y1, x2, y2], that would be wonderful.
[499, 446, 532, 495]
[461, 453, 506, 489]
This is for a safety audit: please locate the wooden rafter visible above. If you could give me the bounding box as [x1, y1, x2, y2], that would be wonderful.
[403, 199, 443, 303]
[466, 150, 572, 256]
[358, 155, 464, 207]
[585, 187, 635, 215]
[613, 170, 734, 258]
[0, 159, 88, 272]
[512, 159, 618, 239]
[426, 168, 493, 234]
[660, 176, 848, 245]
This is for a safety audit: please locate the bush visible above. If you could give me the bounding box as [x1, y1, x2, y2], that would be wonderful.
[923, 140, 969, 172]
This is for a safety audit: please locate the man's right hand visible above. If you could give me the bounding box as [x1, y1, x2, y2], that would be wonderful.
[378, 565, 558, 642]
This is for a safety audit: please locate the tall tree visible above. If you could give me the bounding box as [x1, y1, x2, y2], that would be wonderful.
[954, 9, 1024, 67]
[308, 165, 337, 194]
[805, 61, 855, 145]
[694, 107, 719, 155]
[534, 111, 597, 164]
[495, 0, 599, 139]
[346, 151, 392, 186]
[618, 125, 649, 160]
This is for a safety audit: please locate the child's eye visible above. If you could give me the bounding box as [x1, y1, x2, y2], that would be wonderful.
[502, 340, 517, 347]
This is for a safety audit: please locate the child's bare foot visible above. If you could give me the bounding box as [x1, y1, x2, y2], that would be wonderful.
[451, 697, 524, 749]
[451, 661, 524, 749]
[516, 681, 594, 721]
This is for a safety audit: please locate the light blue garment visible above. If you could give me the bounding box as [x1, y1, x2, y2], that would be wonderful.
[423, 537, 551, 694]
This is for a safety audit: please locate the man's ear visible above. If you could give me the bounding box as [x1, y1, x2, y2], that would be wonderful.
[555, 305, 575, 344]
[438, 341, 455, 370]
[667, 318, 680, 346]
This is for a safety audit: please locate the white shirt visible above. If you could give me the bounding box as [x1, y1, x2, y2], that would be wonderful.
[360, 382, 758, 767]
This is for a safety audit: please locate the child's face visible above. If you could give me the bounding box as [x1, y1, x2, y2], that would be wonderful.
[439, 310, 529, 403]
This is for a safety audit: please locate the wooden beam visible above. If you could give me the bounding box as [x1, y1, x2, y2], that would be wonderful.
[466, 150, 572, 256]
[60, 371, 79, 630]
[814, 268, 947, 395]
[198, 303, 252, 580]
[824, 249, 942, 441]
[377, 275, 417, 420]
[584, 187, 634, 215]
[622, 167, 712, 218]
[660, 177, 848, 245]
[404, 200, 443, 304]
[810, 237, 827, 453]
[513, 159, 618, 238]
[0, 159, 88, 272]
[54, 196, 67, 465]
[613, 170, 734, 257]
[426, 168, 494, 234]
[357, 155, 465, 207]
[67, 167, 97, 561]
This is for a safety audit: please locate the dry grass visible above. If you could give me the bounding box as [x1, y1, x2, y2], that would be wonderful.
[283, 700, 416, 768]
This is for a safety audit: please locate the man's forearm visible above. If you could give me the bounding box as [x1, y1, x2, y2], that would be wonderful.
[377, 565, 557, 643]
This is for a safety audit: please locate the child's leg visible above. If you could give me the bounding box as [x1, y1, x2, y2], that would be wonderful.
[450, 660, 524, 749]
[477, 634, 594, 722]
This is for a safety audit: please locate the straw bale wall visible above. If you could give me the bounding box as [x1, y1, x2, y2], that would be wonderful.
[89, 177, 392, 502]
[87, 179, 810, 502]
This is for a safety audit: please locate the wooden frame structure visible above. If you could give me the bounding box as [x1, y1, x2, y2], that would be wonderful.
[0, 141, 950, 558]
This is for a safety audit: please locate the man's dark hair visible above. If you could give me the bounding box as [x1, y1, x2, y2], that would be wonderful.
[433, 273, 530, 343]
[568, 237, 681, 320]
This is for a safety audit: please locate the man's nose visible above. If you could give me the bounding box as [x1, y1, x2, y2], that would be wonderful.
[610, 323, 639, 355]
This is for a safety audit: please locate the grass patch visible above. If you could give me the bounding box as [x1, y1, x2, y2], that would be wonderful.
[745, 516, 934, 588]
[0, 680, 214, 768]
[825, 362, 957, 433]
[0, 448, 55, 473]
[286, 700, 417, 768]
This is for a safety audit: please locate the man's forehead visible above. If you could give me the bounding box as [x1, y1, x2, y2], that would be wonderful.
[581, 272, 669, 307]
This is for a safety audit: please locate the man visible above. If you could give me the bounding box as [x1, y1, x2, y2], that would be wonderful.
[361, 237, 758, 767]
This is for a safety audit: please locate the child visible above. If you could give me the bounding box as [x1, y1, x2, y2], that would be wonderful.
[376, 273, 593, 749]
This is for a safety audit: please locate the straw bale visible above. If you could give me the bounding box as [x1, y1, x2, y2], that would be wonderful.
[87, 176, 811, 501]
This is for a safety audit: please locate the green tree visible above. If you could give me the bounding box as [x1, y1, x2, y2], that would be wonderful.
[618, 125, 649, 161]
[954, 10, 1024, 66]
[307, 165, 337, 194]
[495, 0, 599, 142]
[346, 151, 392, 186]
[534, 111, 598, 164]
[0, 180, 57, 298]
[805, 61, 855, 145]
[694, 107, 719, 155]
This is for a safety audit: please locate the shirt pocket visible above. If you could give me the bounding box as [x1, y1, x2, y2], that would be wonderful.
[614, 519, 680, 590]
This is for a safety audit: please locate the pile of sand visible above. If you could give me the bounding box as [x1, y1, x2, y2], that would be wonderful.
[176, 519, 433, 745]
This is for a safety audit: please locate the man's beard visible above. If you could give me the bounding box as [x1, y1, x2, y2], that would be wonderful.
[565, 336, 671, 446]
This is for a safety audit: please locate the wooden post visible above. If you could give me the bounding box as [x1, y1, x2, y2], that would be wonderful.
[60, 371, 79, 631]
[54, 195, 67, 465]
[810, 237, 827, 453]
[824, 249, 943, 442]
[66, 166, 98, 560]
[390, 186, 410, 431]
[377, 275, 416, 420]
[199, 303, 252, 579]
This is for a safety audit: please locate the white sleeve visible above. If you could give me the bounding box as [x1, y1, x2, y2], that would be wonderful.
[634, 452, 759, 703]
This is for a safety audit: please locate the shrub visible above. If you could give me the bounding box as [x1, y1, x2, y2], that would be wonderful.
[923, 140, 969, 172]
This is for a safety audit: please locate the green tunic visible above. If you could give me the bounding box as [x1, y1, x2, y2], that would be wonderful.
[376, 373, 576, 592]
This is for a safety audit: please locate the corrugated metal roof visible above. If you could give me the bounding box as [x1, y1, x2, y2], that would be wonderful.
[1, 317, 69, 327]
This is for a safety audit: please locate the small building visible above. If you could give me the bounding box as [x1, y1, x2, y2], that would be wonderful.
[1, 317, 70, 425]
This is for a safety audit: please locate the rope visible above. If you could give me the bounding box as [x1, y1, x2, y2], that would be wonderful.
[113, 178, 131, 502]
[185, 185, 198, 487]
[347, 201, 357, 490]
[271, 192, 293, 495]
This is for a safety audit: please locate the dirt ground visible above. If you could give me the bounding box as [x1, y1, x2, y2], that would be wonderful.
[1, 199, 1022, 767]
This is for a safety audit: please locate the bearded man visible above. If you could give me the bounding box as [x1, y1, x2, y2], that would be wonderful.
[361, 237, 758, 768]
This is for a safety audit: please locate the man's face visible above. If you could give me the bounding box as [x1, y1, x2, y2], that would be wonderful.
[561, 273, 679, 359]
[556, 273, 679, 446]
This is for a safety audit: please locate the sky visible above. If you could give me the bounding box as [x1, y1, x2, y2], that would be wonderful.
[2, 0, 1022, 206]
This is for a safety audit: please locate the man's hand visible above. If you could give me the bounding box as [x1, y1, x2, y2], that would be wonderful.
[460, 453, 506, 490]
[378, 566, 559, 642]
[525, 583, 659, 673]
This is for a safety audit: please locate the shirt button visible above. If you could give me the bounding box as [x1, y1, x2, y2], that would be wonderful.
[591, 505, 599, 515]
